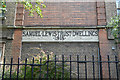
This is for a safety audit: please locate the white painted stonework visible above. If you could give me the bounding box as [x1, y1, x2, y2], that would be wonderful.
[22, 29, 99, 42]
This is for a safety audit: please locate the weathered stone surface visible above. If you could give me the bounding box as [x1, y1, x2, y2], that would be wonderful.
[0, 18, 2, 27]
[0, 2, 16, 63]
[5, 2, 16, 26]
[105, 2, 117, 24]
[22, 29, 99, 42]
[107, 28, 114, 39]
[4, 40, 13, 63]
[105, 2, 117, 39]
[1, 29, 14, 40]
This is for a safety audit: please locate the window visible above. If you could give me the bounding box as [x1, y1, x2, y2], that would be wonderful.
[116, 0, 120, 15]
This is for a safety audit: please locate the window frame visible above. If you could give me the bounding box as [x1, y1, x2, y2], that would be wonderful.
[117, 8, 120, 15]
[116, 0, 120, 15]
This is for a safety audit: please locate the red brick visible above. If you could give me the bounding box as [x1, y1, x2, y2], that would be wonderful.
[15, 3, 24, 26]
[16, 7, 24, 14]
[98, 19, 106, 25]
[96, 0, 105, 2]
[16, 13, 24, 20]
[17, 3, 24, 8]
[97, 8, 105, 14]
[24, 2, 97, 26]
[11, 29, 22, 63]
[97, 2, 105, 8]
[99, 29, 110, 78]
[15, 20, 23, 26]
[98, 13, 106, 19]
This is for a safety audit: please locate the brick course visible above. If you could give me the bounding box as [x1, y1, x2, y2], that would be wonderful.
[24, 2, 97, 26]
[15, 3, 24, 26]
[97, 8, 105, 14]
[96, 2, 106, 26]
[99, 29, 118, 78]
[11, 29, 22, 63]
[13, 2, 107, 26]
[11, 3, 24, 62]
[97, 2, 105, 8]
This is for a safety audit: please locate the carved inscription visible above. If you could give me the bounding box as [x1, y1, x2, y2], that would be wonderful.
[22, 29, 99, 42]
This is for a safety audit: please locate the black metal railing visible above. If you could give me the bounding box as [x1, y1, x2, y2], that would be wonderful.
[0, 55, 120, 80]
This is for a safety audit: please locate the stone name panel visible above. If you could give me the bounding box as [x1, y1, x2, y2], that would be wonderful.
[22, 29, 99, 42]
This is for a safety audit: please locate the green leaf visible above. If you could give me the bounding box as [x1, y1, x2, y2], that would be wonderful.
[42, 4, 46, 8]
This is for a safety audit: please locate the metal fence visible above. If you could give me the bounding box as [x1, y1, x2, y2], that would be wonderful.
[0, 55, 120, 80]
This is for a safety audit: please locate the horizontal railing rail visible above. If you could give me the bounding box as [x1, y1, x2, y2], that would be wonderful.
[0, 55, 119, 80]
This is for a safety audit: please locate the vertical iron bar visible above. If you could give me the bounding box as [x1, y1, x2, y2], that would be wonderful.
[115, 56, 119, 80]
[98, 48, 101, 80]
[62, 55, 64, 80]
[92, 55, 95, 80]
[2, 57, 5, 80]
[100, 55, 103, 80]
[77, 55, 79, 80]
[55, 55, 56, 80]
[85, 55, 87, 80]
[31, 57, 34, 80]
[47, 55, 49, 79]
[107, 55, 111, 80]
[17, 58, 20, 80]
[70, 55, 72, 80]
[39, 58, 42, 80]
[24, 58, 27, 80]
[10, 58, 13, 80]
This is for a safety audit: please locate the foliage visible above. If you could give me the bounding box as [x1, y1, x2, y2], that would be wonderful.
[3, 50, 70, 79]
[0, 0, 46, 17]
[0, 2, 6, 14]
[107, 15, 120, 39]
[20, 0, 46, 17]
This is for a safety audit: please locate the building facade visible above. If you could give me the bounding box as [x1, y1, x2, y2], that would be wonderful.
[0, 0, 120, 78]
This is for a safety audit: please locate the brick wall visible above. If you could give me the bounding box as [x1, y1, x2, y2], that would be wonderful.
[2, 2, 118, 78]
[9, 2, 107, 26]
[10, 3, 24, 63]
[11, 29, 22, 63]
[97, 2, 106, 25]
[23, 2, 106, 26]
[99, 29, 118, 78]
[15, 3, 24, 26]
[21, 42, 99, 78]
